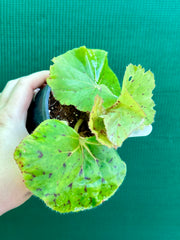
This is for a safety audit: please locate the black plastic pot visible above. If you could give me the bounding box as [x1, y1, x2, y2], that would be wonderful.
[26, 85, 51, 133]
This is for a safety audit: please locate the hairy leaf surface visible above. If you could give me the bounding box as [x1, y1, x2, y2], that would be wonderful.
[47, 46, 121, 112]
[14, 119, 126, 213]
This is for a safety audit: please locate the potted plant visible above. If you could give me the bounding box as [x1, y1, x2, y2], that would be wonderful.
[14, 46, 156, 213]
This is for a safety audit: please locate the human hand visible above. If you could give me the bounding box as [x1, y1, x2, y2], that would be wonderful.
[0, 71, 49, 216]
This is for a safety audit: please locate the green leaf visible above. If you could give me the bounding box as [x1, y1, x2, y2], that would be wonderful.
[89, 95, 114, 148]
[103, 88, 146, 147]
[89, 92, 146, 148]
[122, 64, 156, 126]
[47, 46, 121, 112]
[14, 119, 126, 213]
[89, 64, 156, 148]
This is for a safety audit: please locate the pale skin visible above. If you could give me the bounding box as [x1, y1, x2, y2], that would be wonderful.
[0, 71, 49, 216]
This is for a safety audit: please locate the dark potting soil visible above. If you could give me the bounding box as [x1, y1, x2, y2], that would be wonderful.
[48, 92, 94, 137]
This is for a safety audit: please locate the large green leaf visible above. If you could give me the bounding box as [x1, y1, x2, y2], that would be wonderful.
[14, 119, 126, 213]
[89, 64, 156, 148]
[47, 46, 121, 112]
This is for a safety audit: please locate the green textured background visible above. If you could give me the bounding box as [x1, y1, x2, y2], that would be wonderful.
[0, 0, 179, 239]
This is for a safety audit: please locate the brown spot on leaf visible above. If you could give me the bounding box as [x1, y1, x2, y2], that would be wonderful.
[58, 149, 62, 152]
[84, 186, 87, 192]
[36, 188, 42, 191]
[32, 174, 36, 178]
[53, 199, 57, 206]
[63, 163, 66, 168]
[68, 152, 72, 157]
[118, 124, 121, 127]
[85, 177, 91, 180]
[79, 168, 83, 176]
[61, 134, 66, 136]
[108, 158, 113, 163]
[37, 150, 43, 158]
[102, 178, 105, 183]
[49, 173, 52, 178]
[43, 172, 45, 175]
[68, 183, 73, 189]
[100, 129, 106, 135]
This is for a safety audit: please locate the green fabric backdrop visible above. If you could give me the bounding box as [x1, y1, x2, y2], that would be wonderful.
[0, 0, 179, 239]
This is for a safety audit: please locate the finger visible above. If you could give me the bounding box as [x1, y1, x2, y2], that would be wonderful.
[6, 71, 49, 118]
[14, 70, 49, 89]
[0, 80, 19, 107]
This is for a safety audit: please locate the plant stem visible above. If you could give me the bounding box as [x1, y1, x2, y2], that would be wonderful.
[74, 119, 83, 133]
